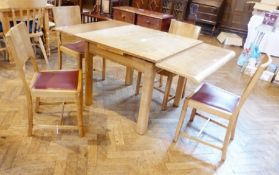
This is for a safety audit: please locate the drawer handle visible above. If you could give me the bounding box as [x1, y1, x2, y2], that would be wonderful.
[121, 15, 126, 19]
[146, 20, 150, 24]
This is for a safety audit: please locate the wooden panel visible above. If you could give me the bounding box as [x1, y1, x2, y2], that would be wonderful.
[76, 24, 202, 63]
[132, 0, 148, 9]
[113, 8, 136, 23]
[136, 14, 161, 30]
[220, 0, 258, 33]
[156, 43, 235, 83]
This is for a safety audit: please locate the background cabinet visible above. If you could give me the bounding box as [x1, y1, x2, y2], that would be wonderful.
[132, 0, 161, 11]
[161, 0, 189, 20]
[220, 0, 257, 35]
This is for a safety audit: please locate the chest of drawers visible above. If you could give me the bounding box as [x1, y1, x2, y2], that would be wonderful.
[189, 0, 224, 33]
[113, 6, 173, 31]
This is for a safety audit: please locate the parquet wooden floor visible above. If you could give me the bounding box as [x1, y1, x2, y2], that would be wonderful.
[0, 34, 279, 175]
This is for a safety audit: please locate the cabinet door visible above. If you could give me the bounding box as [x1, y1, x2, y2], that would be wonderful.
[172, 0, 188, 20]
[161, 0, 173, 14]
[221, 0, 257, 33]
[147, 0, 161, 12]
[132, 0, 149, 9]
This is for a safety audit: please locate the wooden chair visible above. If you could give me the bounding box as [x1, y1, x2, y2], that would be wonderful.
[53, 6, 106, 80]
[6, 23, 84, 136]
[173, 54, 272, 161]
[136, 19, 201, 110]
[8, 0, 49, 64]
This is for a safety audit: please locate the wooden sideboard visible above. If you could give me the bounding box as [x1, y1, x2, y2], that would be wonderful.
[161, 0, 189, 21]
[113, 6, 173, 31]
[188, 0, 224, 33]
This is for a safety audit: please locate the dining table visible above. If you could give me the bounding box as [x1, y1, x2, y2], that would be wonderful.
[0, 0, 53, 57]
[55, 20, 235, 135]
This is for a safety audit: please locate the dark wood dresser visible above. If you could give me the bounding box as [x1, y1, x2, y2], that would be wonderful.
[113, 6, 173, 31]
[188, 0, 224, 33]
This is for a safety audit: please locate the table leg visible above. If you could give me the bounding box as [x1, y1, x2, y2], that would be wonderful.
[44, 9, 50, 57]
[173, 76, 187, 107]
[125, 67, 134, 86]
[85, 42, 93, 106]
[136, 63, 155, 134]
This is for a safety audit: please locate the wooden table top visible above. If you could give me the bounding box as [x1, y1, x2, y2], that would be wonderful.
[55, 20, 130, 36]
[76, 24, 202, 63]
[156, 43, 235, 83]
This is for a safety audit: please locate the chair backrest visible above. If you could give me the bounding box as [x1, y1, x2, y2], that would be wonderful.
[8, 0, 47, 34]
[168, 19, 201, 39]
[5, 23, 38, 71]
[52, 6, 81, 27]
[236, 54, 272, 113]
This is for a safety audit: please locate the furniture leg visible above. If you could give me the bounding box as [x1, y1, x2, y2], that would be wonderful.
[230, 112, 239, 141]
[27, 94, 33, 136]
[85, 42, 93, 105]
[78, 56, 83, 69]
[43, 9, 50, 57]
[136, 64, 155, 134]
[161, 75, 173, 111]
[76, 91, 84, 137]
[174, 99, 189, 142]
[136, 72, 142, 95]
[125, 67, 134, 86]
[159, 75, 163, 88]
[221, 119, 233, 161]
[38, 37, 49, 64]
[173, 76, 187, 107]
[56, 32, 62, 69]
[189, 108, 196, 122]
[102, 58, 106, 80]
[35, 97, 40, 113]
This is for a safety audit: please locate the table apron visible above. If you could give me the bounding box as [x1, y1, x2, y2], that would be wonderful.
[89, 43, 153, 72]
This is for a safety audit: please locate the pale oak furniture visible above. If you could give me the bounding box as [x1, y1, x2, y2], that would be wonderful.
[53, 6, 106, 80]
[0, 0, 52, 60]
[8, 0, 49, 64]
[75, 22, 234, 134]
[6, 23, 84, 137]
[173, 54, 271, 161]
[56, 21, 234, 134]
[136, 19, 201, 110]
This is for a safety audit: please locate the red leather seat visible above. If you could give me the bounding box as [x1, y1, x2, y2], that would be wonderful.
[191, 83, 240, 113]
[33, 71, 79, 90]
[62, 41, 85, 54]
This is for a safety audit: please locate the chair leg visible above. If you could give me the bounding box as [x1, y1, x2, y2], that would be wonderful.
[189, 108, 196, 122]
[174, 99, 189, 142]
[78, 57, 83, 70]
[161, 75, 173, 111]
[38, 37, 49, 65]
[76, 91, 84, 137]
[27, 95, 33, 136]
[159, 75, 163, 88]
[102, 58, 106, 81]
[136, 72, 142, 95]
[57, 48, 62, 69]
[181, 81, 187, 98]
[221, 119, 233, 161]
[230, 112, 239, 141]
[35, 97, 40, 113]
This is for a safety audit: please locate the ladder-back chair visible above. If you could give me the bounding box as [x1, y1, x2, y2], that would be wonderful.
[8, 0, 49, 64]
[136, 19, 201, 110]
[53, 6, 106, 80]
[174, 54, 272, 161]
[6, 23, 84, 136]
